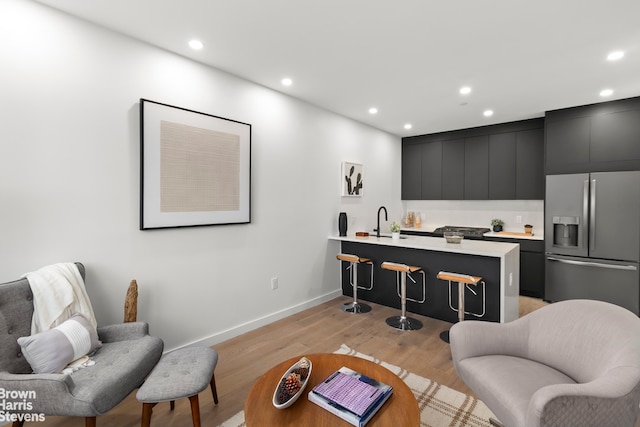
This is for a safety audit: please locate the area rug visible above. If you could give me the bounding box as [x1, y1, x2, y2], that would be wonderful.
[217, 344, 494, 427]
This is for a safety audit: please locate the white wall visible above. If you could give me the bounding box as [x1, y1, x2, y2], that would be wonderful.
[0, 0, 402, 351]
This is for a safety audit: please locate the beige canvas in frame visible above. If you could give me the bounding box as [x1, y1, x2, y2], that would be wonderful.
[140, 99, 251, 229]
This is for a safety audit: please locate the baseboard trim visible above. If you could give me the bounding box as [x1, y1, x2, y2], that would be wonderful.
[168, 289, 343, 352]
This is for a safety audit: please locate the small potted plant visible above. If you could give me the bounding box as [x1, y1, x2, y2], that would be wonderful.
[491, 219, 504, 232]
[390, 221, 402, 239]
[524, 224, 533, 235]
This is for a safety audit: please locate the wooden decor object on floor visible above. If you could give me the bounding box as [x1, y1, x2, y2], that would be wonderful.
[124, 279, 138, 322]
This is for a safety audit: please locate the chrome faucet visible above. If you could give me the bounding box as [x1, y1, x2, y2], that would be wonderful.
[377, 206, 388, 238]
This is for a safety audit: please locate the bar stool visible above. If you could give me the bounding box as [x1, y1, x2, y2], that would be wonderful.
[381, 262, 425, 330]
[437, 271, 485, 343]
[336, 253, 373, 313]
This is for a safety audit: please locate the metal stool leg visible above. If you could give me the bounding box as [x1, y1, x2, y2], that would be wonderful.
[440, 279, 465, 343]
[438, 271, 484, 343]
[457, 280, 465, 323]
[342, 258, 371, 313]
[386, 271, 423, 330]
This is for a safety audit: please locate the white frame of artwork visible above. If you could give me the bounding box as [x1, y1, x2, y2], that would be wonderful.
[341, 161, 364, 197]
[140, 99, 251, 229]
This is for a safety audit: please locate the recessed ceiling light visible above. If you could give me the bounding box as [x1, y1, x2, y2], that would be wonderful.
[600, 89, 613, 97]
[483, 110, 494, 117]
[607, 51, 624, 61]
[281, 78, 293, 86]
[368, 107, 378, 115]
[404, 123, 412, 130]
[188, 40, 204, 50]
[459, 86, 472, 95]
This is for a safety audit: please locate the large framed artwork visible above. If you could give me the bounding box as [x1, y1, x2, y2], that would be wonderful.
[341, 162, 363, 196]
[140, 99, 251, 229]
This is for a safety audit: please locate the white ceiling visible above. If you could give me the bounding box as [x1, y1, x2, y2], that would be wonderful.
[35, 0, 640, 137]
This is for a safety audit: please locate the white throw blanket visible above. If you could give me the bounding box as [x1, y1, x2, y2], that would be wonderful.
[24, 262, 98, 334]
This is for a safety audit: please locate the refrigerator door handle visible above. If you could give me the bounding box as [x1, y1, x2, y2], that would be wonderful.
[590, 179, 596, 252]
[547, 256, 637, 271]
[583, 179, 590, 251]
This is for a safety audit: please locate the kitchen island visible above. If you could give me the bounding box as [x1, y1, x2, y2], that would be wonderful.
[329, 234, 519, 323]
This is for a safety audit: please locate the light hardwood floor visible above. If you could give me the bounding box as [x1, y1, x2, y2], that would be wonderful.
[38, 296, 548, 427]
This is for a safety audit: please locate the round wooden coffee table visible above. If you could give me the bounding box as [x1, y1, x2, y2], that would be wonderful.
[245, 353, 419, 426]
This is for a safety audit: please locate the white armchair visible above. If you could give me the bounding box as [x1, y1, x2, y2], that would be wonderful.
[450, 299, 640, 427]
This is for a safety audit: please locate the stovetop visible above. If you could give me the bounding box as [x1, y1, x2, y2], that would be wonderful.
[432, 225, 491, 238]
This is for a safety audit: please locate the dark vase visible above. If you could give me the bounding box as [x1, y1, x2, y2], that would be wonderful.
[338, 212, 347, 236]
[493, 225, 503, 232]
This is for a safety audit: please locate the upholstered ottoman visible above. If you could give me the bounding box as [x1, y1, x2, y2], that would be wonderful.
[136, 346, 219, 427]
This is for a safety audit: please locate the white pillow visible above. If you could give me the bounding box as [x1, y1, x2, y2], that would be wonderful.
[17, 313, 101, 374]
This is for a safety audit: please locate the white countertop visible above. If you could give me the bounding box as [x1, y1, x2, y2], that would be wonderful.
[483, 231, 543, 241]
[329, 233, 519, 258]
[399, 227, 544, 241]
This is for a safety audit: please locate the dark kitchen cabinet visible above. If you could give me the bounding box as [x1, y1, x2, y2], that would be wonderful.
[464, 136, 489, 199]
[545, 96, 640, 174]
[421, 140, 442, 199]
[516, 128, 544, 199]
[545, 117, 590, 172]
[520, 250, 545, 298]
[590, 109, 640, 163]
[441, 138, 465, 199]
[484, 237, 545, 298]
[401, 142, 422, 200]
[401, 118, 544, 200]
[489, 132, 517, 199]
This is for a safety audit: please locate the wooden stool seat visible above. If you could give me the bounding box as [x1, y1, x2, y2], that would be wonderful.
[381, 262, 422, 273]
[336, 254, 371, 264]
[337, 253, 373, 313]
[436, 272, 481, 285]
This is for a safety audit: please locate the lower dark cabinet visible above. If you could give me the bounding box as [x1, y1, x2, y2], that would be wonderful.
[520, 251, 545, 299]
[485, 237, 545, 299]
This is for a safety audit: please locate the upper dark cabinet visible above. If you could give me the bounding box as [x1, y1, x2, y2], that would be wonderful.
[421, 140, 442, 199]
[401, 142, 422, 200]
[464, 136, 489, 199]
[545, 117, 590, 170]
[590, 109, 640, 163]
[545, 96, 640, 174]
[516, 128, 544, 199]
[441, 138, 465, 199]
[489, 132, 517, 199]
[401, 118, 544, 200]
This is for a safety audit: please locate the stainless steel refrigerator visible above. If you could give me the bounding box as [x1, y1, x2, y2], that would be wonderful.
[545, 171, 640, 315]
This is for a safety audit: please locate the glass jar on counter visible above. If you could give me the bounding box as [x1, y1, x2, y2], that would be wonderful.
[408, 212, 415, 227]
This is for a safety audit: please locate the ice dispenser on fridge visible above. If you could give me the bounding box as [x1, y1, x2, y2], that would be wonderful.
[552, 216, 579, 248]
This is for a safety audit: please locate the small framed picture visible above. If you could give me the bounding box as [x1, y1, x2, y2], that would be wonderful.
[341, 162, 363, 197]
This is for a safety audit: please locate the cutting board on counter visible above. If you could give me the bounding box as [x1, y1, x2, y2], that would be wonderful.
[497, 231, 534, 237]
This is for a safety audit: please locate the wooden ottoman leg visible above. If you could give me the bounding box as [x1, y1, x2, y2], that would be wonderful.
[141, 402, 155, 427]
[210, 372, 219, 404]
[85, 417, 97, 427]
[189, 394, 201, 427]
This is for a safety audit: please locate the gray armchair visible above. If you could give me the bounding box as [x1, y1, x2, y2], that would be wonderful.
[0, 263, 164, 427]
[450, 299, 640, 427]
